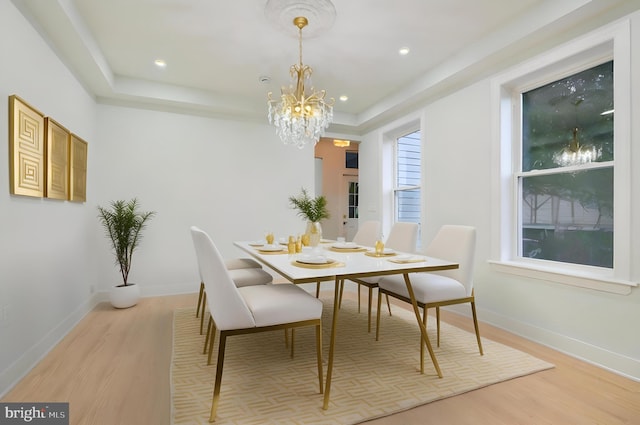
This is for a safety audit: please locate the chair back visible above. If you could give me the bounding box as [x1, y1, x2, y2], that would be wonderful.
[424, 225, 476, 296]
[352, 220, 380, 247]
[385, 222, 419, 253]
[190, 226, 255, 330]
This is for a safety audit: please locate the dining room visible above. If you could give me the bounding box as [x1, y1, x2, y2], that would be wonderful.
[1, 0, 640, 424]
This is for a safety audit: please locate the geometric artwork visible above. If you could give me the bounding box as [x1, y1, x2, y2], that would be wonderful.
[45, 117, 70, 200]
[69, 133, 88, 202]
[9, 95, 45, 197]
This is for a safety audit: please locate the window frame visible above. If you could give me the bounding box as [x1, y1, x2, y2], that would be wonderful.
[490, 19, 635, 295]
[393, 129, 422, 224]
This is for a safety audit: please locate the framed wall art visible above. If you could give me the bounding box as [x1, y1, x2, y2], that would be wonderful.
[69, 133, 88, 202]
[9, 95, 45, 197]
[45, 117, 70, 200]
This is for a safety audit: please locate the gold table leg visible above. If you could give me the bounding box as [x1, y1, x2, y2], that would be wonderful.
[402, 273, 443, 378]
[322, 276, 343, 410]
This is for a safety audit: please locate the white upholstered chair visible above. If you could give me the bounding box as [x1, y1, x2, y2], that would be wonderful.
[196, 257, 263, 319]
[377, 225, 483, 373]
[190, 226, 324, 422]
[196, 249, 272, 335]
[349, 222, 419, 332]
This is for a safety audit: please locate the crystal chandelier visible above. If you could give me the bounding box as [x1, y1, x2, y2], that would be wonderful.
[553, 127, 602, 167]
[268, 16, 334, 149]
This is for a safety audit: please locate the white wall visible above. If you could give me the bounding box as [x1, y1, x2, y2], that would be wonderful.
[0, 0, 98, 394]
[92, 105, 314, 295]
[360, 16, 640, 380]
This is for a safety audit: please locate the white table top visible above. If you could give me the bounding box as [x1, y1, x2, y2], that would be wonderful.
[234, 241, 458, 283]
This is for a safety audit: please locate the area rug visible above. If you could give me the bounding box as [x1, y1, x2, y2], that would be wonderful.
[171, 299, 553, 424]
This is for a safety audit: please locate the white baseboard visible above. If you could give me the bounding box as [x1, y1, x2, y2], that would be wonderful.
[0, 292, 106, 398]
[446, 304, 640, 382]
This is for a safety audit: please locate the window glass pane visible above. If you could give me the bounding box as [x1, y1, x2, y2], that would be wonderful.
[522, 61, 613, 172]
[397, 131, 421, 186]
[396, 188, 421, 224]
[520, 167, 613, 267]
[348, 182, 358, 219]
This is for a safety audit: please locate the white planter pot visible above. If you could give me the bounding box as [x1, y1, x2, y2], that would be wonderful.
[109, 283, 140, 309]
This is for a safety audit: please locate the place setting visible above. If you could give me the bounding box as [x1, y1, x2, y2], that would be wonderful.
[327, 236, 367, 253]
[292, 252, 345, 269]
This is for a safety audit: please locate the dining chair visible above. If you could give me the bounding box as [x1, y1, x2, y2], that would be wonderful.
[196, 257, 263, 320]
[196, 253, 272, 335]
[377, 225, 483, 374]
[348, 221, 419, 332]
[190, 226, 324, 422]
[315, 220, 381, 301]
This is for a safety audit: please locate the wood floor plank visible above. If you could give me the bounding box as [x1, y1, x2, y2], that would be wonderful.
[2, 291, 639, 425]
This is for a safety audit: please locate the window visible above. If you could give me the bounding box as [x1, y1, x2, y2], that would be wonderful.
[519, 61, 613, 268]
[491, 20, 634, 294]
[345, 151, 358, 169]
[395, 130, 421, 225]
[348, 181, 358, 219]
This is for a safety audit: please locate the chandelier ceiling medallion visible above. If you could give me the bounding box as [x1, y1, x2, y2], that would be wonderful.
[266, 1, 336, 149]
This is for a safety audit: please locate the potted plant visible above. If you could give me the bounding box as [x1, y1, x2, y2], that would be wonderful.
[288, 188, 329, 247]
[97, 198, 156, 308]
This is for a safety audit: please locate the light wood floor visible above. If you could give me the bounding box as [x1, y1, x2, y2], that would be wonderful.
[2, 291, 639, 425]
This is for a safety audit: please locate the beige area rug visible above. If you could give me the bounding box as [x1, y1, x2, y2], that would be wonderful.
[171, 299, 553, 424]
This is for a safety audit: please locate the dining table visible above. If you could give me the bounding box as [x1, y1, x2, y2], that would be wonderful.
[234, 239, 459, 410]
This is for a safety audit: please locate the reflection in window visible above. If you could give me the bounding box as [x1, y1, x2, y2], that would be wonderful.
[519, 61, 613, 268]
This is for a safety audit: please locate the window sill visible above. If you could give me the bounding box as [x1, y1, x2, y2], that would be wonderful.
[488, 260, 636, 295]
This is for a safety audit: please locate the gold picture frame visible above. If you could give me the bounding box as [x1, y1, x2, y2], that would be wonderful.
[9, 95, 45, 197]
[45, 117, 70, 200]
[69, 133, 88, 202]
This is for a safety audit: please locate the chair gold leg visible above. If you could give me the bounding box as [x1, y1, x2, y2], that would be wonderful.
[290, 328, 295, 358]
[367, 287, 373, 333]
[338, 280, 344, 309]
[471, 301, 484, 355]
[203, 315, 212, 354]
[200, 292, 207, 335]
[315, 281, 320, 298]
[386, 294, 392, 316]
[196, 282, 204, 317]
[375, 290, 383, 341]
[357, 285, 361, 313]
[316, 323, 324, 394]
[436, 306, 441, 347]
[207, 321, 217, 365]
[209, 332, 227, 422]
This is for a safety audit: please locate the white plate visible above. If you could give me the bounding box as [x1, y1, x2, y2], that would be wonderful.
[381, 248, 395, 254]
[258, 244, 284, 252]
[332, 242, 358, 249]
[297, 255, 330, 264]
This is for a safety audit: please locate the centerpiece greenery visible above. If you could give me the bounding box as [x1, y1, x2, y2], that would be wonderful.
[289, 188, 329, 246]
[288, 188, 329, 223]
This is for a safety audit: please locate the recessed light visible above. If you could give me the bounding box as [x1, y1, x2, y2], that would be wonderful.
[399, 47, 410, 56]
[339, 95, 348, 102]
[154, 59, 167, 68]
